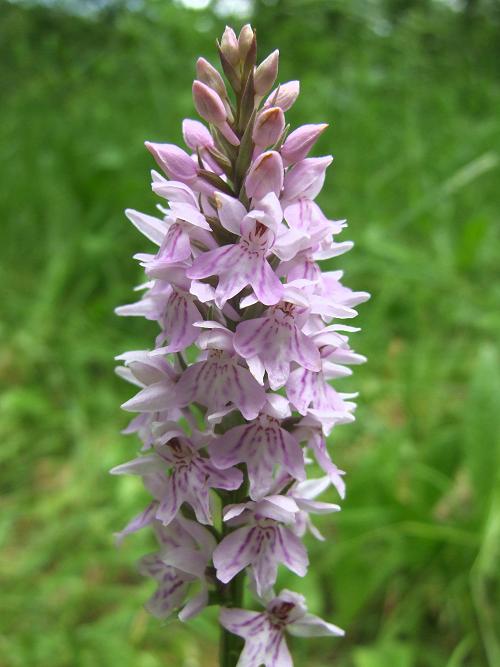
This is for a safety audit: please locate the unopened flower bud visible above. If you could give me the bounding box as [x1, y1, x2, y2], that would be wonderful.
[182, 118, 214, 151]
[264, 80, 300, 112]
[192, 80, 240, 146]
[238, 24, 254, 60]
[182, 119, 224, 175]
[220, 26, 240, 67]
[192, 80, 227, 125]
[280, 123, 328, 165]
[245, 150, 284, 199]
[252, 107, 285, 148]
[254, 50, 279, 97]
[282, 155, 333, 201]
[144, 142, 198, 183]
[196, 57, 228, 100]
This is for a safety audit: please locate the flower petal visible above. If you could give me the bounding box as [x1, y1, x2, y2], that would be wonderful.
[156, 476, 183, 526]
[160, 290, 200, 353]
[288, 612, 345, 637]
[179, 586, 209, 621]
[251, 258, 283, 306]
[110, 455, 159, 476]
[214, 192, 247, 234]
[275, 526, 308, 577]
[267, 628, 293, 667]
[160, 546, 207, 577]
[125, 209, 166, 245]
[219, 608, 267, 639]
[121, 381, 174, 412]
[213, 526, 261, 584]
[187, 244, 237, 280]
[114, 501, 157, 544]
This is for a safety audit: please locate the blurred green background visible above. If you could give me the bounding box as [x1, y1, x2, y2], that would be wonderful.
[1, 0, 499, 665]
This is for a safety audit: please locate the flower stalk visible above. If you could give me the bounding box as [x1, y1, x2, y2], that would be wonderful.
[113, 24, 369, 667]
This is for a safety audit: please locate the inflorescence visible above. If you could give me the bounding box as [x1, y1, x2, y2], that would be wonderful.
[113, 24, 369, 667]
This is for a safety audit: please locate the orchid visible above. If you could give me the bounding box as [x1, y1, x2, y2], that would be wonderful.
[220, 589, 344, 667]
[114, 24, 368, 667]
[213, 495, 309, 597]
[139, 518, 217, 621]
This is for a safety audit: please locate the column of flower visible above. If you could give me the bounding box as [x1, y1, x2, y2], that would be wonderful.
[113, 24, 369, 667]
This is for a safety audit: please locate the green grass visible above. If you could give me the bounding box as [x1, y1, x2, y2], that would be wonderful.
[1, 1, 499, 665]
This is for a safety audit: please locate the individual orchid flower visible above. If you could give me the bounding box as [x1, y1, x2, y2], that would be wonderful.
[133, 266, 203, 354]
[182, 118, 224, 175]
[286, 360, 357, 435]
[209, 410, 306, 500]
[145, 142, 198, 185]
[213, 496, 308, 596]
[111, 428, 243, 526]
[186, 226, 283, 307]
[138, 548, 192, 619]
[139, 518, 216, 620]
[116, 350, 179, 415]
[253, 107, 286, 152]
[233, 299, 321, 390]
[220, 589, 344, 667]
[150, 172, 201, 206]
[114, 24, 368, 666]
[174, 348, 267, 422]
[186, 195, 284, 307]
[250, 470, 341, 542]
[134, 204, 213, 271]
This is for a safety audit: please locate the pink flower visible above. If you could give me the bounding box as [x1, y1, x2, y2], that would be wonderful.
[152, 287, 201, 354]
[286, 362, 357, 435]
[174, 349, 267, 421]
[210, 413, 306, 500]
[182, 118, 214, 152]
[138, 518, 216, 620]
[111, 430, 242, 525]
[150, 172, 200, 206]
[187, 221, 283, 308]
[220, 589, 343, 667]
[220, 26, 239, 66]
[118, 352, 178, 414]
[213, 496, 308, 596]
[196, 57, 228, 100]
[234, 301, 321, 389]
[115, 352, 183, 450]
[238, 24, 254, 60]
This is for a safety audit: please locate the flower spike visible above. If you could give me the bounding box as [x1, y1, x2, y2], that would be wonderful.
[114, 24, 368, 667]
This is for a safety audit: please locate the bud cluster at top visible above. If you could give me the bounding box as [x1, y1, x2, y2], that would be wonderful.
[113, 24, 369, 667]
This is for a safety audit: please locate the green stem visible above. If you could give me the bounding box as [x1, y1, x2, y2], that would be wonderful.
[219, 570, 246, 667]
[219, 465, 248, 666]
